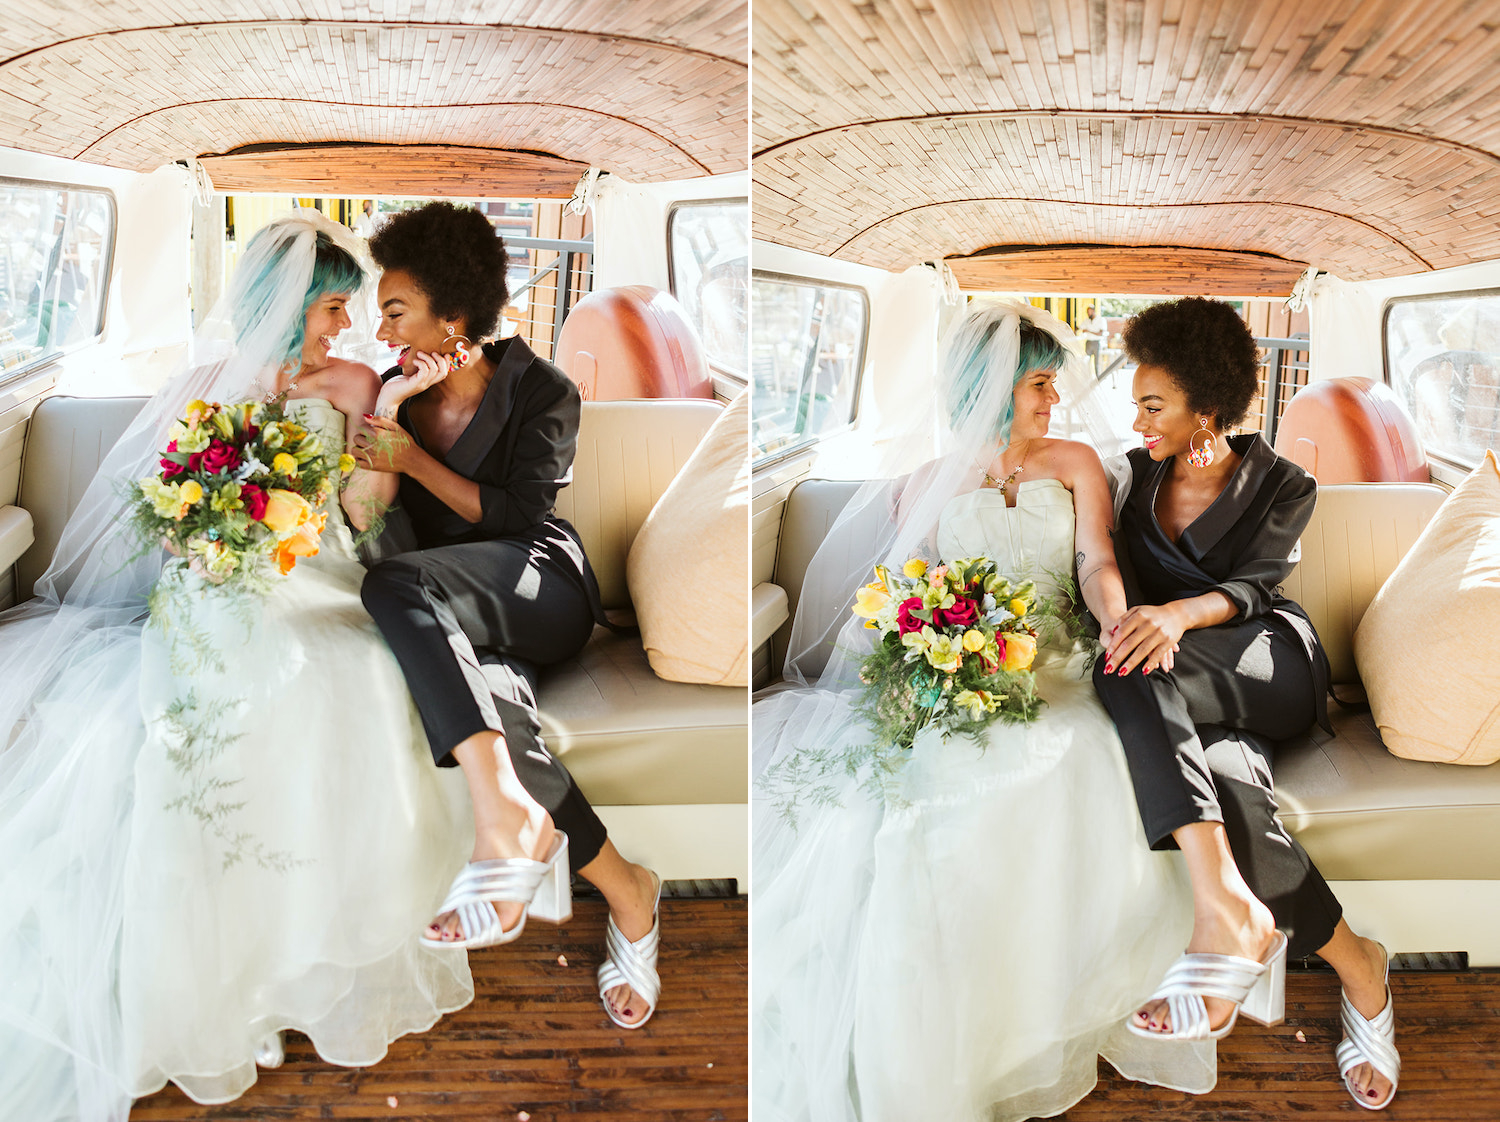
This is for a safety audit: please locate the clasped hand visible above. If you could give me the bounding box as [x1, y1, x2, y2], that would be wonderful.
[1102, 603, 1186, 677]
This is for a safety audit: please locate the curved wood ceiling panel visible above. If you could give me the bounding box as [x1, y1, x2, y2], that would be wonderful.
[0, 5, 747, 184]
[0, 1, 746, 62]
[752, 0, 1500, 283]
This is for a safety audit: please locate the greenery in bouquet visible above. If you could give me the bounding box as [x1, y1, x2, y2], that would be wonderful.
[850, 556, 1048, 754]
[129, 397, 355, 591]
[759, 555, 1067, 829]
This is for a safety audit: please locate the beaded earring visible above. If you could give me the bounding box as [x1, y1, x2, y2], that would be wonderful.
[1187, 417, 1217, 468]
[441, 325, 471, 374]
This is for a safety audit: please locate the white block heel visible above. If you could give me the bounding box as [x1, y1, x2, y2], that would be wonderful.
[1238, 931, 1287, 1026]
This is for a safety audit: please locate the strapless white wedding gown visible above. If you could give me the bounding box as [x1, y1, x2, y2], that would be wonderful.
[752, 479, 1216, 1122]
[0, 399, 474, 1120]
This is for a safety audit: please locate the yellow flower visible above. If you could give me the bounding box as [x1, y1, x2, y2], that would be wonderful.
[852, 583, 892, 618]
[261, 488, 312, 535]
[338, 453, 356, 474]
[272, 452, 299, 477]
[953, 689, 997, 718]
[962, 629, 986, 652]
[903, 558, 927, 578]
[1002, 632, 1038, 672]
[184, 399, 211, 423]
[1009, 597, 1028, 617]
[901, 627, 933, 656]
[925, 631, 964, 673]
[178, 479, 204, 506]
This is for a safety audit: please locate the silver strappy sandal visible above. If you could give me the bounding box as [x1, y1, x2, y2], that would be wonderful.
[1337, 943, 1399, 1110]
[1128, 929, 1288, 1041]
[421, 833, 572, 950]
[597, 872, 662, 1029]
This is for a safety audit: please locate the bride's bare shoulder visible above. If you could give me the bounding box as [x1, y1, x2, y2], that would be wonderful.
[302, 359, 380, 412]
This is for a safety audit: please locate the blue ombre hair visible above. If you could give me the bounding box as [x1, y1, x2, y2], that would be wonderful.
[945, 315, 1070, 441]
[233, 227, 365, 363]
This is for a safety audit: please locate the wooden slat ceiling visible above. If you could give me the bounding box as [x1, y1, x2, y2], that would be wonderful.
[0, 1, 747, 194]
[753, 0, 1500, 291]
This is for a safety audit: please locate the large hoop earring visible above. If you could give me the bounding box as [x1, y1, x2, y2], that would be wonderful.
[1187, 418, 1217, 468]
[441, 325, 471, 374]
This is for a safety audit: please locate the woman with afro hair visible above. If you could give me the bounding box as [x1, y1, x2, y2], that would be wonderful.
[1093, 296, 1398, 1109]
[353, 202, 662, 1029]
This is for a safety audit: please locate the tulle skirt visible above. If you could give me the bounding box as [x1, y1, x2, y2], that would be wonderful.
[752, 650, 1217, 1122]
[0, 543, 474, 1119]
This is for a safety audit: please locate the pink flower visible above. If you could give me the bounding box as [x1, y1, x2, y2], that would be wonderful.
[934, 596, 979, 628]
[160, 457, 186, 480]
[896, 596, 926, 635]
[197, 438, 241, 475]
[240, 483, 269, 521]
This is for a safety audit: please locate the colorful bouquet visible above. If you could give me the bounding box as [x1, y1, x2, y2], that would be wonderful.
[850, 555, 1049, 752]
[131, 398, 355, 587]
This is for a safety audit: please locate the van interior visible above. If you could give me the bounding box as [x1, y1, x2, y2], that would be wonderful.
[0, 1, 749, 1114]
[751, 2, 1500, 1114]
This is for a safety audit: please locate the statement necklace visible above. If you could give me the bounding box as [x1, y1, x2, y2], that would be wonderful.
[983, 440, 1032, 493]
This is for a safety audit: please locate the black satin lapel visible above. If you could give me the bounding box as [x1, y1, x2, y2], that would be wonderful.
[1136, 452, 1225, 592]
[446, 337, 532, 474]
[1179, 434, 1274, 558]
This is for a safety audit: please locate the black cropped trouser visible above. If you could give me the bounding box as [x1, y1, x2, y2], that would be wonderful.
[1092, 620, 1342, 960]
[361, 538, 609, 870]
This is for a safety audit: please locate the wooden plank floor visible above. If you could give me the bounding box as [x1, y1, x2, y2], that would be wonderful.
[1060, 968, 1500, 1120]
[130, 896, 746, 1122]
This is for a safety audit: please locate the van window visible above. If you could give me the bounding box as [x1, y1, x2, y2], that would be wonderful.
[1384, 291, 1500, 470]
[751, 272, 868, 462]
[0, 182, 114, 379]
[668, 200, 748, 378]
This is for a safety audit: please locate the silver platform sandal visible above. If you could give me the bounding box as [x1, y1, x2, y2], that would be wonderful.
[1337, 943, 1399, 1110]
[1128, 929, 1288, 1041]
[597, 872, 662, 1029]
[421, 833, 572, 950]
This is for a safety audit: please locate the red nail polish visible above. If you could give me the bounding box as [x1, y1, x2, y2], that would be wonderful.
[1105, 663, 1114, 673]
[1144, 666, 1152, 675]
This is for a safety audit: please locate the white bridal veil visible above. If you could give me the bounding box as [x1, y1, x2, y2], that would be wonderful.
[0, 208, 375, 1121]
[755, 298, 1118, 774]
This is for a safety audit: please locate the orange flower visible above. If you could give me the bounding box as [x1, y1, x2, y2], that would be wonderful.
[1002, 632, 1038, 672]
[273, 510, 326, 574]
[261, 488, 312, 535]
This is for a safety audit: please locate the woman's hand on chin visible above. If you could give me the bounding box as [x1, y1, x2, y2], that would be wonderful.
[1102, 603, 1186, 676]
[376, 350, 448, 415]
[352, 415, 420, 474]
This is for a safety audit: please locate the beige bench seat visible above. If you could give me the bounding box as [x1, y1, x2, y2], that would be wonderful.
[14, 394, 747, 884]
[1277, 706, 1500, 881]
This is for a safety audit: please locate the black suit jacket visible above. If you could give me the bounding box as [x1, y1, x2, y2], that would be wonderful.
[386, 336, 579, 549]
[1117, 433, 1332, 731]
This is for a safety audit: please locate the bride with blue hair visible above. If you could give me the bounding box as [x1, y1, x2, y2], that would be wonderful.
[752, 298, 1217, 1121]
[0, 210, 475, 1119]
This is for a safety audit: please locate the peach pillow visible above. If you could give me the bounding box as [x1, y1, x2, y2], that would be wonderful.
[1354, 450, 1500, 763]
[626, 392, 749, 686]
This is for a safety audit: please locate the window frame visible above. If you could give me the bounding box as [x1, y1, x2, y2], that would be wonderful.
[1380, 286, 1500, 476]
[0, 177, 118, 389]
[750, 268, 871, 470]
[665, 196, 749, 388]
